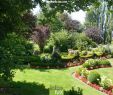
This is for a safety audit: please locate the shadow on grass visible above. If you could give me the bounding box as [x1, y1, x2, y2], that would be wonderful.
[0, 81, 49, 95]
[64, 87, 83, 95]
[30, 68, 68, 72]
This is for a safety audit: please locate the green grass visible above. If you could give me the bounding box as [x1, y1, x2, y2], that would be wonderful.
[11, 58, 113, 95]
[13, 67, 106, 95]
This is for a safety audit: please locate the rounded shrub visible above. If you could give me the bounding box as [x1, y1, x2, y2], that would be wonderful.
[82, 62, 90, 69]
[82, 59, 98, 69]
[88, 71, 101, 84]
[98, 59, 111, 66]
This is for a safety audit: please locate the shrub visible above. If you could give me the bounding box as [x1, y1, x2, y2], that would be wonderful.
[104, 45, 111, 54]
[111, 51, 113, 58]
[73, 33, 97, 51]
[40, 53, 52, 64]
[46, 31, 97, 52]
[31, 26, 50, 52]
[86, 51, 94, 58]
[100, 76, 112, 89]
[51, 30, 72, 52]
[80, 51, 94, 58]
[88, 71, 101, 84]
[82, 62, 90, 69]
[61, 52, 75, 60]
[43, 45, 53, 53]
[76, 67, 89, 78]
[80, 51, 87, 56]
[82, 59, 98, 69]
[60, 13, 83, 33]
[98, 59, 111, 66]
[92, 46, 105, 57]
[81, 68, 89, 78]
[85, 27, 103, 44]
[83, 59, 111, 69]
[51, 51, 61, 63]
[28, 56, 41, 63]
[76, 67, 84, 75]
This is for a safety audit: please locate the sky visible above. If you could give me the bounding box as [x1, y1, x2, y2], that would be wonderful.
[32, 5, 86, 24]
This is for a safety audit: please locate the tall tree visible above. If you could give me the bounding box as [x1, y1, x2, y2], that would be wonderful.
[85, 0, 113, 44]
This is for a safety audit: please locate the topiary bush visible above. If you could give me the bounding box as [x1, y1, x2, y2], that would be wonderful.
[88, 71, 101, 84]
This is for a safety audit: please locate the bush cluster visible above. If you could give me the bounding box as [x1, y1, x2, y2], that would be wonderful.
[75, 68, 112, 89]
[100, 76, 112, 89]
[82, 59, 111, 69]
[85, 27, 103, 44]
[44, 31, 97, 52]
[29, 53, 65, 68]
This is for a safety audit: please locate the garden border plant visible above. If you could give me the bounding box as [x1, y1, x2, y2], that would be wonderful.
[82, 59, 112, 70]
[73, 68, 113, 95]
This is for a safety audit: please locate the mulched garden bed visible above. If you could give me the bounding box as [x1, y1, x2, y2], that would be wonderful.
[30, 62, 83, 69]
[73, 72, 113, 95]
[30, 56, 111, 69]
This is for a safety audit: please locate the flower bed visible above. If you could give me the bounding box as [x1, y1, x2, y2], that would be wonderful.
[82, 59, 112, 70]
[73, 72, 113, 95]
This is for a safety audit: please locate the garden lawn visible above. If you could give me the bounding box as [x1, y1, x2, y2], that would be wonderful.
[13, 67, 106, 95]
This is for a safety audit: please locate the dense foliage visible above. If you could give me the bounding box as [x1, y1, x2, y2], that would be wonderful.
[44, 30, 97, 52]
[60, 13, 82, 32]
[0, 33, 33, 80]
[0, 0, 38, 39]
[22, 11, 37, 37]
[88, 71, 101, 84]
[31, 26, 50, 52]
[82, 59, 111, 69]
[85, 27, 103, 44]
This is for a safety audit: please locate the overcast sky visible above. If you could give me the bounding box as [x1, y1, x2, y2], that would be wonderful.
[32, 5, 86, 24]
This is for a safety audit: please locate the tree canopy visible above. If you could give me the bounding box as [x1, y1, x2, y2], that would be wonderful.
[1, 0, 113, 39]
